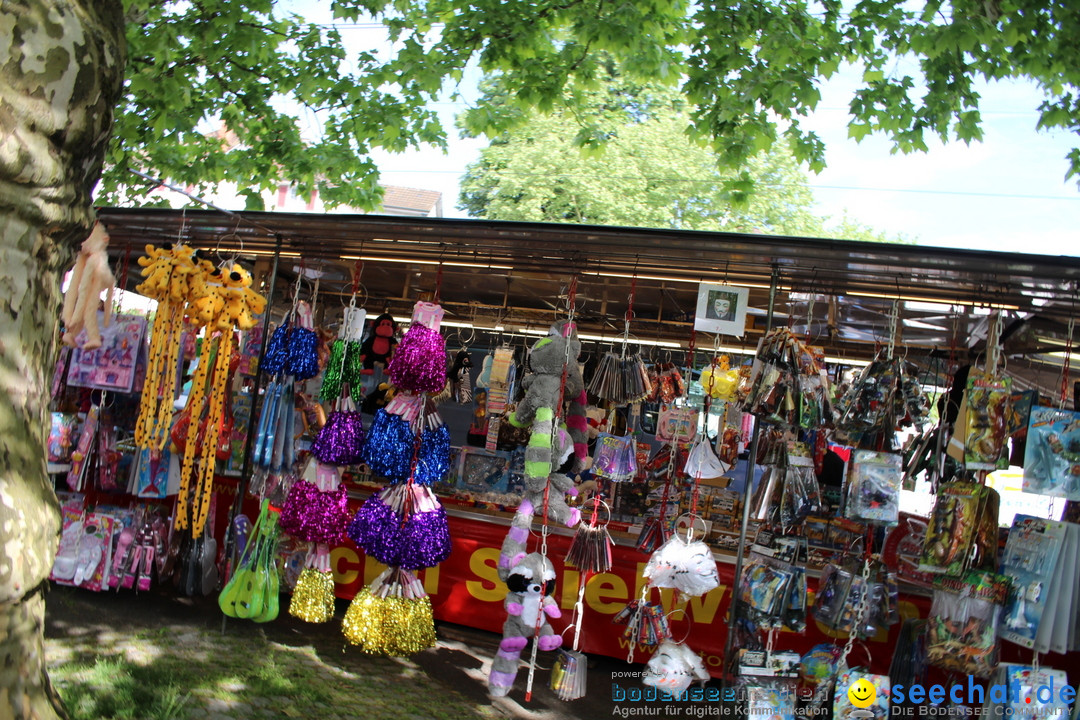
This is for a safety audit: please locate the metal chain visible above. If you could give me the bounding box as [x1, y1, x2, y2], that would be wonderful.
[841, 557, 874, 668]
[987, 309, 1004, 373]
[1060, 315, 1075, 409]
[886, 300, 900, 360]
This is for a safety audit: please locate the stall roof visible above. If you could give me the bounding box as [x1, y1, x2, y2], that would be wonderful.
[96, 207, 1080, 397]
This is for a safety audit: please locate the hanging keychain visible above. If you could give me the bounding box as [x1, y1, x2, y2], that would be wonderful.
[566, 497, 614, 573]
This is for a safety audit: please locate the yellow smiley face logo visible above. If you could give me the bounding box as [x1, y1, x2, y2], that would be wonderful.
[847, 678, 877, 708]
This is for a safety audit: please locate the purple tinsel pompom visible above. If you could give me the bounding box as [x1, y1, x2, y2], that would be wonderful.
[397, 504, 451, 569]
[415, 424, 451, 485]
[362, 409, 413, 481]
[311, 411, 365, 465]
[262, 323, 290, 375]
[387, 323, 447, 393]
[278, 480, 349, 544]
[287, 326, 320, 381]
[346, 494, 401, 565]
[345, 492, 451, 569]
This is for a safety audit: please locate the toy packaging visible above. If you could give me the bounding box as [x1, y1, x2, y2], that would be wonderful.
[592, 433, 638, 481]
[844, 450, 901, 524]
[962, 372, 1012, 470]
[926, 570, 1007, 677]
[1023, 405, 1080, 500]
[744, 680, 798, 720]
[918, 481, 999, 577]
[550, 648, 588, 701]
[48, 413, 80, 465]
[833, 669, 890, 720]
[998, 515, 1075, 652]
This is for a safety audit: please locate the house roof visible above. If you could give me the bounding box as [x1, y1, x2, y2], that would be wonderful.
[379, 185, 442, 216]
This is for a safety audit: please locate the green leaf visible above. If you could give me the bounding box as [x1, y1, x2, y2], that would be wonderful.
[848, 123, 872, 142]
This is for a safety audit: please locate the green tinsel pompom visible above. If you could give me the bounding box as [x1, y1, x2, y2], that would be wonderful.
[320, 340, 346, 403]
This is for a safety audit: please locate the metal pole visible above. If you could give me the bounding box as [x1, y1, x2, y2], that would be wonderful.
[220, 233, 282, 632]
[721, 265, 780, 689]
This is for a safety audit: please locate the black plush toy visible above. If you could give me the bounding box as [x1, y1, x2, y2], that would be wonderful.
[359, 313, 398, 369]
[450, 349, 473, 403]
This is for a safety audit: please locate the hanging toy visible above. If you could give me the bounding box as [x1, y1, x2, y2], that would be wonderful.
[320, 339, 365, 405]
[450, 349, 473, 403]
[341, 566, 436, 656]
[487, 552, 562, 697]
[61, 222, 116, 350]
[504, 320, 589, 526]
[362, 406, 450, 483]
[289, 543, 336, 623]
[642, 639, 710, 695]
[643, 526, 720, 598]
[134, 244, 211, 451]
[175, 264, 266, 538]
[359, 312, 398, 368]
[698, 355, 740, 401]
[565, 498, 614, 573]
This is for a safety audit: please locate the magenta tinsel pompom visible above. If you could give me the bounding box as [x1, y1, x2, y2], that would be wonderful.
[278, 480, 349, 544]
[311, 410, 365, 466]
[387, 323, 447, 393]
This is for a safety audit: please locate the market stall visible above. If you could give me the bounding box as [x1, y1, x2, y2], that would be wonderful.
[49, 206, 1080, 715]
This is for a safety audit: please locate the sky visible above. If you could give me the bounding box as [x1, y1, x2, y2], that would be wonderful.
[286, 4, 1080, 257]
[370, 70, 1080, 256]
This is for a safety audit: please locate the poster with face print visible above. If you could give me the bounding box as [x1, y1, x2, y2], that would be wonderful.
[694, 283, 749, 336]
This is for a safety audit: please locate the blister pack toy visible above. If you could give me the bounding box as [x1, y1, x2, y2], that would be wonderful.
[844, 450, 901, 524]
[918, 481, 999, 577]
[925, 570, 1007, 677]
[961, 371, 1012, 470]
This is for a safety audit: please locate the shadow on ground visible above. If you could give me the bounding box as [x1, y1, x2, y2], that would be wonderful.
[45, 584, 728, 720]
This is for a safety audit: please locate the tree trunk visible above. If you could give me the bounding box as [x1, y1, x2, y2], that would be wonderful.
[0, 2, 125, 718]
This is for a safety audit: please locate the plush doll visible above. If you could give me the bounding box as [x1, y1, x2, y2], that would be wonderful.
[505, 320, 590, 523]
[360, 312, 398, 368]
[217, 264, 266, 331]
[498, 424, 579, 579]
[62, 223, 116, 349]
[488, 552, 562, 697]
[187, 268, 225, 328]
[450, 349, 473, 403]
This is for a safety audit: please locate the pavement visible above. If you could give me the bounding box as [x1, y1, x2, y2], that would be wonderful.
[43, 583, 730, 720]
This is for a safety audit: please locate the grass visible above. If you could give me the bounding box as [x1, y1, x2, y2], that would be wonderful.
[46, 611, 499, 720]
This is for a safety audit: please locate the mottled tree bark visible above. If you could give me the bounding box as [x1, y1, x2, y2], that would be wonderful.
[0, 2, 125, 718]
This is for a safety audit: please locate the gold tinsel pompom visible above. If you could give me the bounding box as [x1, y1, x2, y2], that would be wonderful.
[288, 568, 336, 623]
[341, 588, 436, 656]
